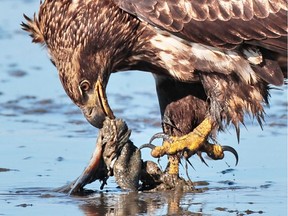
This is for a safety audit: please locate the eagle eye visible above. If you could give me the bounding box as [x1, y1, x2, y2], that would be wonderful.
[79, 80, 91, 92]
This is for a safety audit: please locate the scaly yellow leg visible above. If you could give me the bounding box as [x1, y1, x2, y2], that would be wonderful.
[167, 155, 180, 175]
[151, 117, 213, 158]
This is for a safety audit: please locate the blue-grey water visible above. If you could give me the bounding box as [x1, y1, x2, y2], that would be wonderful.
[0, 1, 287, 215]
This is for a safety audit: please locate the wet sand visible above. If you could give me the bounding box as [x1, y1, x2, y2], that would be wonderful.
[0, 1, 287, 215]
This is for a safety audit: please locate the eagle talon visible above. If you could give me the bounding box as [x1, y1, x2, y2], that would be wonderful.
[139, 143, 156, 150]
[222, 145, 239, 166]
[197, 152, 209, 167]
[149, 132, 172, 144]
[200, 142, 239, 166]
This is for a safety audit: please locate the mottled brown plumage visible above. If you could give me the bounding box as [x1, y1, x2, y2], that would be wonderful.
[22, 0, 287, 168]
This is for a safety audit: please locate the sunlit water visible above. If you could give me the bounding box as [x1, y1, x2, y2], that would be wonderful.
[0, 1, 287, 215]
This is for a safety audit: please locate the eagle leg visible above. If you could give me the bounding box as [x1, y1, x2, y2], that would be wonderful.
[148, 117, 213, 158]
[167, 155, 180, 175]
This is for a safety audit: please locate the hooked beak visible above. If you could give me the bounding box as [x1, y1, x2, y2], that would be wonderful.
[81, 80, 115, 128]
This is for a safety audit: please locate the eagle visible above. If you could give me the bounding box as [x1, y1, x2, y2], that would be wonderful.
[22, 0, 287, 180]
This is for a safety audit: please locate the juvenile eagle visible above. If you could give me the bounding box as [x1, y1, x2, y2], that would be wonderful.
[23, 0, 287, 177]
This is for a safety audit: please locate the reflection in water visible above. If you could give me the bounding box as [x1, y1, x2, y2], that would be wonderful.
[3, 182, 276, 216]
[78, 191, 201, 216]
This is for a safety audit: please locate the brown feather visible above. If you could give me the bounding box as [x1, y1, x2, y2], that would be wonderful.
[116, 0, 287, 50]
[21, 14, 45, 44]
[252, 59, 284, 86]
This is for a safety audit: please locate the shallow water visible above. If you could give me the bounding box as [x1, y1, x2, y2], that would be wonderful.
[0, 1, 287, 215]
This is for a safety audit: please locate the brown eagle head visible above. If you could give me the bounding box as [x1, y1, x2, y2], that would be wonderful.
[21, 0, 118, 128]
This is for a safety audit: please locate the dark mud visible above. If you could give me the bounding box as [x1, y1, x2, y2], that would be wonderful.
[0, 0, 287, 215]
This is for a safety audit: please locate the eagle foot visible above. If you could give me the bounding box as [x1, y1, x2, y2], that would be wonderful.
[140, 117, 238, 176]
[140, 117, 213, 158]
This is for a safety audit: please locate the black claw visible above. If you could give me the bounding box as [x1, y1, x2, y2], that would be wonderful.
[222, 145, 239, 166]
[197, 152, 209, 167]
[184, 159, 194, 182]
[139, 143, 156, 150]
[149, 132, 171, 144]
[185, 158, 196, 171]
[157, 158, 163, 171]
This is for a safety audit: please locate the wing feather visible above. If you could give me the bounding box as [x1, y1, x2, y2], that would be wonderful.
[114, 0, 287, 50]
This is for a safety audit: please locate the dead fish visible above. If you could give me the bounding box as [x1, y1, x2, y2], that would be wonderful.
[57, 118, 142, 194]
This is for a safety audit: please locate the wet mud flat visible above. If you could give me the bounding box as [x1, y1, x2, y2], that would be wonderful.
[0, 0, 287, 215]
[0, 176, 284, 215]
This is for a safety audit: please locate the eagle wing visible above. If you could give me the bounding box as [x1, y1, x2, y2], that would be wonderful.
[114, 0, 287, 52]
